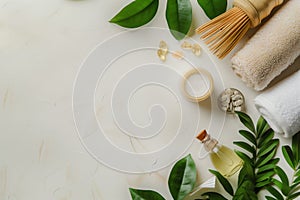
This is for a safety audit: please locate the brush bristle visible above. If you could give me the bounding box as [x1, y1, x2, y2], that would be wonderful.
[196, 7, 251, 59]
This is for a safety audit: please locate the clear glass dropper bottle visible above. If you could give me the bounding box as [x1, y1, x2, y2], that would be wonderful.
[196, 130, 243, 177]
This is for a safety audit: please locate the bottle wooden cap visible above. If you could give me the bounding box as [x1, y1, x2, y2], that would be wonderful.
[196, 130, 207, 141]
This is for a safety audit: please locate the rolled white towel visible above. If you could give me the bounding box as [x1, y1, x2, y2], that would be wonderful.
[231, 0, 300, 91]
[254, 70, 300, 138]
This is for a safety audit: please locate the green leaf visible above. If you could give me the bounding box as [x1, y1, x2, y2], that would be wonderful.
[258, 129, 275, 148]
[239, 130, 256, 146]
[292, 132, 300, 164]
[256, 148, 277, 168]
[265, 196, 277, 200]
[288, 191, 300, 200]
[196, 0, 227, 19]
[282, 146, 296, 169]
[235, 111, 256, 133]
[234, 180, 257, 200]
[291, 182, 300, 191]
[256, 116, 268, 137]
[266, 186, 284, 200]
[109, 0, 159, 28]
[256, 171, 275, 182]
[202, 192, 227, 200]
[168, 154, 196, 200]
[257, 139, 279, 158]
[166, 0, 192, 40]
[269, 158, 280, 165]
[235, 150, 253, 165]
[238, 162, 254, 186]
[291, 176, 300, 189]
[256, 119, 271, 138]
[129, 188, 165, 200]
[271, 178, 283, 189]
[294, 176, 300, 183]
[257, 163, 276, 174]
[256, 179, 272, 188]
[275, 166, 289, 187]
[209, 169, 233, 196]
[234, 141, 255, 154]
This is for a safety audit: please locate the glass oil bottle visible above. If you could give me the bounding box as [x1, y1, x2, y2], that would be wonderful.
[196, 130, 243, 177]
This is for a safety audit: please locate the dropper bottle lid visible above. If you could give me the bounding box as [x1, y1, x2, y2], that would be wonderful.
[196, 129, 210, 143]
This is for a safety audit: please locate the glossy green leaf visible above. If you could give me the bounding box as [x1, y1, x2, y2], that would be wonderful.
[256, 116, 268, 137]
[258, 129, 275, 148]
[260, 125, 271, 138]
[236, 111, 256, 133]
[256, 171, 275, 182]
[256, 124, 273, 138]
[235, 150, 253, 165]
[292, 176, 300, 188]
[202, 192, 227, 200]
[282, 184, 291, 196]
[291, 182, 300, 191]
[196, 0, 227, 19]
[129, 188, 165, 200]
[238, 162, 254, 186]
[271, 178, 283, 189]
[209, 169, 233, 195]
[257, 163, 276, 174]
[275, 166, 289, 187]
[282, 146, 296, 169]
[265, 196, 277, 200]
[257, 139, 279, 158]
[234, 141, 255, 154]
[234, 180, 257, 200]
[269, 158, 280, 165]
[256, 148, 277, 168]
[110, 0, 159, 28]
[168, 154, 196, 200]
[292, 132, 300, 164]
[239, 130, 256, 146]
[288, 191, 300, 200]
[268, 158, 280, 165]
[256, 179, 272, 188]
[166, 0, 192, 40]
[266, 186, 284, 200]
[273, 174, 292, 200]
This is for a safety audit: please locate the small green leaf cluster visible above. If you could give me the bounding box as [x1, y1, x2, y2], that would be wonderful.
[199, 112, 300, 200]
[129, 154, 197, 200]
[235, 112, 279, 192]
[202, 112, 279, 200]
[266, 132, 300, 200]
[128, 112, 300, 200]
[110, 0, 227, 40]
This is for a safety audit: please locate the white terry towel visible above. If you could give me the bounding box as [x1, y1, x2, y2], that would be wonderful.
[231, 0, 300, 91]
[254, 70, 300, 138]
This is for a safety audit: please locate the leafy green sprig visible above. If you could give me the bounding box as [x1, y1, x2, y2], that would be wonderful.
[201, 113, 300, 200]
[128, 112, 300, 200]
[110, 0, 227, 40]
[235, 112, 279, 192]
[266, 132, 300, 200]
[202, 112, 279, 200]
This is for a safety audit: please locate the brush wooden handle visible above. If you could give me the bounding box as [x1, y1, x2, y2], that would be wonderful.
[233, 0, 284, 27]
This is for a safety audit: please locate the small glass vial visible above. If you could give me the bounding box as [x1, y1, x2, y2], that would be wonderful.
[196, 130, 243, 177]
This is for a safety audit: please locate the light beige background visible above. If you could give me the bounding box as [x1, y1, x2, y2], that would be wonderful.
[0, 0, 292, 199]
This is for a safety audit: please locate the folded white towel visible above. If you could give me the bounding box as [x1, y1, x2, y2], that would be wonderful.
[231, 0, 300, 91]
[254, 70, 300, 138]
